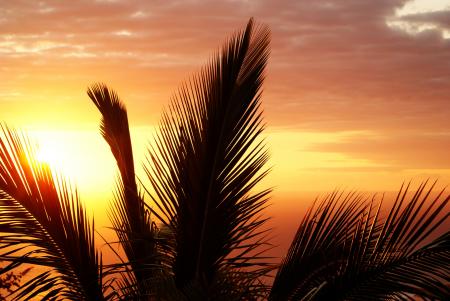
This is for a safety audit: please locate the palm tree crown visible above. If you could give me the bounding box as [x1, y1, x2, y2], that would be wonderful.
[0, 18, 448, 301]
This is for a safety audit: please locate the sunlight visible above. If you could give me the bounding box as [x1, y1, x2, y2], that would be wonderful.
[32, 131, 89, 180]
[35, 140, 67, 170]
[28, 129, 117, 209]
[26, 127, 155, 224]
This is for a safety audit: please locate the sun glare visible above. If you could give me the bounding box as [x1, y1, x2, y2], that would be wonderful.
[35, 141, 66, 170]
[28, 129, 117, 199]
[25, 127, 154, 209]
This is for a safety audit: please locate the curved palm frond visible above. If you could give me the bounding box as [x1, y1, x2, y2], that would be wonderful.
[0, 125, 106, 300]
[269, 191, 371, 300]
[143, 18, 272, 297]
[88, 84, 161, 298]
[270, 182, 450, 300]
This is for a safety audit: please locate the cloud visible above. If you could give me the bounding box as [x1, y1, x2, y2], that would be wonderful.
[260, 0, 450, 132]
[0, 0, 449, 170]
[387, 0, 450, 39]
[306, 131, 450, 170]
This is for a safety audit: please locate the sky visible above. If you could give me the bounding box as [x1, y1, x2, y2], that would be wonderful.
[1, 0, 450, 254]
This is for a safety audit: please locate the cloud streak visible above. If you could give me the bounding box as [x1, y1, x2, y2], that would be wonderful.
[0, 0, 449, 180]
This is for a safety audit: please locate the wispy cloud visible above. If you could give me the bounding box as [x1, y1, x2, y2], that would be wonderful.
[387, 0, 450, 39]
[306, 131, 450, 170]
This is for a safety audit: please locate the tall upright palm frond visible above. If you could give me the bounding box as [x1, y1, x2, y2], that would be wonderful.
[88, 85, 160, 298]
[143, 18, 273, 298]
[270, 182, 450, 300]
[0, 126, 107, 300]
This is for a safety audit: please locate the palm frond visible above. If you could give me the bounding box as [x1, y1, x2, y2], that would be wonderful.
[270, 183, 449, 300]
[334, 182, 450, 301]
[269, 191, 370, 300]
[88, 84, 161, 298]
[143, 18, 272, 297]
[0, 125, 105, 300]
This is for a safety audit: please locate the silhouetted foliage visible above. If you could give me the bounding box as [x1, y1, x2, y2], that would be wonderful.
[0, 18, 448, 300]
[0, 265, 30, 300]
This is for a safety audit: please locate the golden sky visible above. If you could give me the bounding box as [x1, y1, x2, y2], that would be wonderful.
[1, 0, 450, 253]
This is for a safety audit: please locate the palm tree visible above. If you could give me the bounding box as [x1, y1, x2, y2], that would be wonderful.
[0, 18, 448, 300]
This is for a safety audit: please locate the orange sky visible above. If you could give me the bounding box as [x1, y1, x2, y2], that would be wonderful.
[1, 0, 449, 256]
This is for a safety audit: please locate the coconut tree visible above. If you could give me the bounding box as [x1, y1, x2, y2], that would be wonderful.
[0, 18, 448, 300]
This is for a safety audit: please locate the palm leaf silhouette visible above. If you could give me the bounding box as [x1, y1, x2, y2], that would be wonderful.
[143, 18, 273, 297]
[0, 18, 448, 301]
[270, 182, 450, 300]
[87, 84, 161, 298]
[0, 126, 106, 300]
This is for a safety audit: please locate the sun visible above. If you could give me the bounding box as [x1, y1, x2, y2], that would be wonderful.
[35, 143, 66, 170]
[28, 129, 118, 201]
[30, 130, 89, 182]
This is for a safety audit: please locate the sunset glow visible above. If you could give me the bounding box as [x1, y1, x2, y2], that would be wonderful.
[34, 134, 71, 171]
[1, 0, 449, 257]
